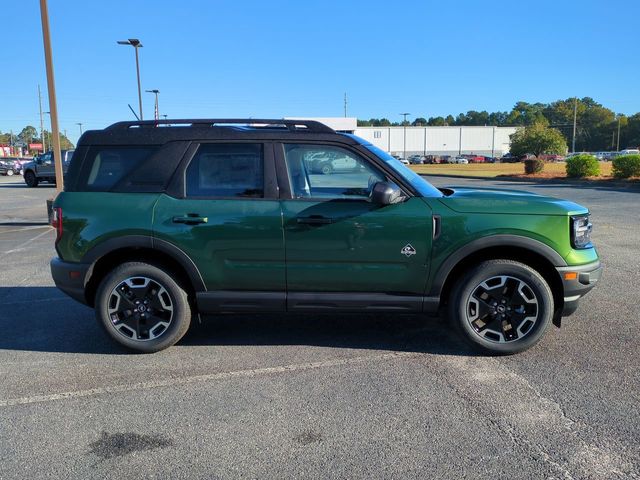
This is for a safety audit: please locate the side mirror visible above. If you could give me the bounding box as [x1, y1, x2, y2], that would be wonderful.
[370, 181, 406, 205]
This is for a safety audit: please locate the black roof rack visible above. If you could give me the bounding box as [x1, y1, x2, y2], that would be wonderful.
[106, 119, 335, 134]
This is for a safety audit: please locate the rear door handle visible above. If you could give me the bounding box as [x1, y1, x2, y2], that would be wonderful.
[296, 215, 333, 226]
[173, 214, 208, 225]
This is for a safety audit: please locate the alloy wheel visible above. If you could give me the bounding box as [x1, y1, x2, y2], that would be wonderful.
[107, 276, 174, 341]
[465, 275, 539, 343]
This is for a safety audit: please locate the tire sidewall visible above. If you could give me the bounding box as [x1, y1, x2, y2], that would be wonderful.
[95, 262, 191, 353]
[450, 260, 554, 355]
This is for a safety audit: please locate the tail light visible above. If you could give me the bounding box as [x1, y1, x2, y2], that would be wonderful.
[51, 207, 63, 243]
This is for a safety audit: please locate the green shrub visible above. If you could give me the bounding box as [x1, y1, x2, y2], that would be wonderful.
[565, 154, 600, 178]
[524, 158, 544, 174]
[612, 154, 640, 178]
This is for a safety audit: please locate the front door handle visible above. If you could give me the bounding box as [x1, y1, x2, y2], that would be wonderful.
[296, 215, 333, 226]
[173, 214, 208, 225]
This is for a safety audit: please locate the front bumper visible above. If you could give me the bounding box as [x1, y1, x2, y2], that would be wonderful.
[556, 260, 602, 316]
[50, 257, 91, 305]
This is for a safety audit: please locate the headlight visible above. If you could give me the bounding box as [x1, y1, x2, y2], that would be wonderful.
[571, 215, 592, 249]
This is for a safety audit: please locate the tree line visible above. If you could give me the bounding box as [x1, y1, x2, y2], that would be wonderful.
[0, 125, 74, 154]
[357, 97, 640, 152]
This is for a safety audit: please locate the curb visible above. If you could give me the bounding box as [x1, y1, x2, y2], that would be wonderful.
[420, 173, 640, 189]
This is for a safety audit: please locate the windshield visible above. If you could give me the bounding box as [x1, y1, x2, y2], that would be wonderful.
[359, 142, 443, 197]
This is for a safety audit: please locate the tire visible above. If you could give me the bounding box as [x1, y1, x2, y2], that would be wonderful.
[448, 260, 553, 355]
[6, 169, 14, 176]
[320, 163, 333, 175]
[95, 262, 192, 353]
[24, 171, 38, 187]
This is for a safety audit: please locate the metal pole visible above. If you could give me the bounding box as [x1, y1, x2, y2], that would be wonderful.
[616, 117, 621, 151]
[344, 93, 347, 117]
[572, 98, 577, 153]
[38, 84, 46, 152]
[39, 0, 63, 193]
[400, 113, 410, 159]
[77, 122, 83, 135]
[134, 46, 143, 120]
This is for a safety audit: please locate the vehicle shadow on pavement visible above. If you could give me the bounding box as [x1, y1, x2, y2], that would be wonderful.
[183, 313, 476, 356]
[0, 287, 477, 356]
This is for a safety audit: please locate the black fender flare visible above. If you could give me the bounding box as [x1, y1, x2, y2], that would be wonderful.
[428, 234, 567, 298]
[82, 235, 206, 292]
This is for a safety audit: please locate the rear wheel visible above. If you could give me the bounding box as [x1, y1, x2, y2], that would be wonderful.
[6, 169, 14, 176]
[320, 163, 333, 175]
[449, 260, 553, 354]
[24, 171, 38, 187]
[95, 262, 191, 353]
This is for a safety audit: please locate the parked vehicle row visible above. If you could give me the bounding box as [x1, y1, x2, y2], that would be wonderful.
[0, 157, 30, 176]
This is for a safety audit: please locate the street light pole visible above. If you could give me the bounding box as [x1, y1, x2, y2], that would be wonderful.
[38, 84, 46, 153]
[39, 0, 64, 193]
[77, 122, 83, 136]
[617, 116, 621, 151]
[400, 113, 410, 160]
[117, 39, 144, 120]
[146, 89, 160, 120]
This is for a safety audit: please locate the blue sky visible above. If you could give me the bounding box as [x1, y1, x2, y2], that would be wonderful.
[2, 0, 639, 144]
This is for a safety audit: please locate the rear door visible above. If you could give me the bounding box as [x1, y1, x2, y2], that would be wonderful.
[277, 142, 433, 312]
[153, 142, 286, 311]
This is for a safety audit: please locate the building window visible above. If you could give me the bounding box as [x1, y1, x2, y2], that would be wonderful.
[373, 131, 382, 139]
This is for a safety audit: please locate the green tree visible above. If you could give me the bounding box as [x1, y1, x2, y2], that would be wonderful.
[412, 117, 427, 126]
[509, 122, 567, 157]
[19, 125, 38, 145]
[427, 116, 446, 126]
[42, 130, 75, 150]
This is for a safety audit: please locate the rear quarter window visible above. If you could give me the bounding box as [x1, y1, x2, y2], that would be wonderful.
[77, 146, 157, 191]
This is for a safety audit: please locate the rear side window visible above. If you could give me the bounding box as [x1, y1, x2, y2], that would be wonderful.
[81, 147, 156, 191]
[186, 143, 263, 198]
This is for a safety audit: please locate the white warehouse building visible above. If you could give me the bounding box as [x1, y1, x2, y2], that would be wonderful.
[355, 126, 518, 158]
[290, 118, 517, 158]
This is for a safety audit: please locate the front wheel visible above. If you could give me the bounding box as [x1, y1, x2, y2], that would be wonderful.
[449, 260, 554, 355]
[95, 262, 191, 353]
[6, 169, 14, 176]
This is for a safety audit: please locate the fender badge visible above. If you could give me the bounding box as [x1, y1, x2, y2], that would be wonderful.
[401, 244, 416, 257]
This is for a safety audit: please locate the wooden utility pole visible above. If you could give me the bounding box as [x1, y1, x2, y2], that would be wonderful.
[39, 0, 64, 193]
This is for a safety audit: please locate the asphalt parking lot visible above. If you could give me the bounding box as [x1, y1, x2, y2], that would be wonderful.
[0, 174, 638, 479]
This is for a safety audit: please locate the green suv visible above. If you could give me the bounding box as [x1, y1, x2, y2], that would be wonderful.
[50, 119, 602, 354]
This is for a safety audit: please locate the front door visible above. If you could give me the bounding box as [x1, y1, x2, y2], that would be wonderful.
[38, 152, 54, 177]
[153, 142, 285, 310]
[278, 143, 433, 311]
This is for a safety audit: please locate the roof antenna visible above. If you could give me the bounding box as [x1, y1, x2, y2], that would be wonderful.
[128, 104, 140, 121]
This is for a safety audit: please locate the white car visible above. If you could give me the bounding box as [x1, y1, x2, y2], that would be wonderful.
[448, 156, 469, 164]
[619, 148, 640, 155]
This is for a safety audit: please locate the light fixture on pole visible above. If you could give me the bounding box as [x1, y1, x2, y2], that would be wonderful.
[117, 38, 144, 120]
[400, 113, 411, 160]
[76, 122, 83, 135]
[146, 89, 160, 120]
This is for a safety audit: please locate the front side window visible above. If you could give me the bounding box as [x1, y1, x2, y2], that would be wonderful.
[284, 144, 384, 199]
[186, 143, 264, 198]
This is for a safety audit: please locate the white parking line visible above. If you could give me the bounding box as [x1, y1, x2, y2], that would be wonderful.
[0, 229, 52, 257]
[0, 225, 51, 234]
[0, 351, 418, 408]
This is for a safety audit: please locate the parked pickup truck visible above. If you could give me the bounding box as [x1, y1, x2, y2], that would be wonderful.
[23, 149, 75, 187]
